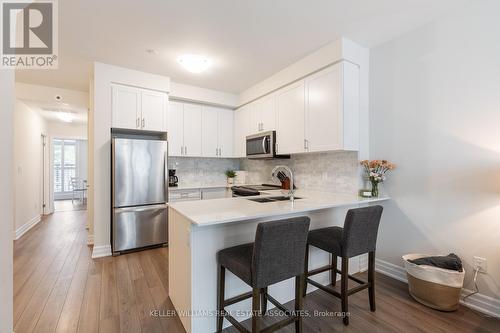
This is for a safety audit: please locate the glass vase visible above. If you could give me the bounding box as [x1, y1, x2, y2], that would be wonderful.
[371, 181, 379, 197]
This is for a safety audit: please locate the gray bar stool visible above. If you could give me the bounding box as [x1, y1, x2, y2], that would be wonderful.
[217, 217, 310, 333]
[303, 205, 383, 325]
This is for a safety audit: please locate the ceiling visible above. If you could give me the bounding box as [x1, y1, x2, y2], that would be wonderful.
[21, 100, 88, 124]
[15, 0, 468, 93]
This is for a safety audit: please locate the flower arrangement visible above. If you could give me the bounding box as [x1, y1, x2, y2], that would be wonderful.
[360, 160, 396, 197]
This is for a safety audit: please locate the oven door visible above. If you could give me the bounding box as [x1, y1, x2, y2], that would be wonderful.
[246, 131, 274, 158]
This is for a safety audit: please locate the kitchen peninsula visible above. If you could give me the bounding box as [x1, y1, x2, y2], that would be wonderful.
[168, 190, 388, 333]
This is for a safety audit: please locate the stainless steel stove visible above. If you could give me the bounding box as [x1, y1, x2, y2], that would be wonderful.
[231, 184, 281, 197]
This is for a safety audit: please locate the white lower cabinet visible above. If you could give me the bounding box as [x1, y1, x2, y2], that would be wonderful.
[169, 187, 230, 202]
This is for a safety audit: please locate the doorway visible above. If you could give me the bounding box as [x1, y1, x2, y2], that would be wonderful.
[53, 138, 88, 212]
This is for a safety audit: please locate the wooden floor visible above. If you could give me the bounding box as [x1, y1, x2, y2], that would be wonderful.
[14, 210, 500, 333]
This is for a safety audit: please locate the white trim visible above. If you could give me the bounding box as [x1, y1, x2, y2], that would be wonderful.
[91, 245, 112, 259]
[375, 258, 408, 282]
[87, 234, 94, 245]
[375, 258, 500, 317]
[14, 215, 42, 240]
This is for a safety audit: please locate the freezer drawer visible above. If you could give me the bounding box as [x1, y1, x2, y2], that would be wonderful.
[113, 204, 167, 253]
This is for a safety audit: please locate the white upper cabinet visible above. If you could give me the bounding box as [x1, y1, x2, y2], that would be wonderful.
[275, 81, 306, 154]
[233, 105, 252, 158]
[182, 103, 202, 157]
[201, 106, 234, 158]
[201, 106, 219, 157]
[168, 101, 184, 157]
[111, 84, 168, 132]
[141, 89, 167, 131]
[217, 108, 234, 158]
[111, 84, 141, 130]
[253, 94, 276, 133]
[305, 62, 359, 152]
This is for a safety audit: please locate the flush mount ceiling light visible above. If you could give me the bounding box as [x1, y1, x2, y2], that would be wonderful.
[56, 111, 73, 123]
[177, 54, 212, 73]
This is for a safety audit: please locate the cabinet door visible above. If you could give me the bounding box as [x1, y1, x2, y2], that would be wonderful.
[201, 106, 219, 157]
[258, 94, 276, 132]
[111, 84, 141, 130]
[233, 105, 251, 158]
[167, 101, 184, 157]
[248, 101, 261, 133]
[275, 81, 306, 154]
[141, 89, 167, 132]
[183, 103, 202, 157]
[218, 108, 234, 157]
[305, 65, 342, 152]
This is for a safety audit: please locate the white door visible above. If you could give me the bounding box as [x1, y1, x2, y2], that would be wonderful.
[168, 101, 184, 156]
[201, 106, 219, 157]
[218, 108, 234, 157]
[275, 81, 306, 154]
[141, 89, 167, 132]
[258, 94, 276, 132]
[183, 103, 202, 157]
[305, 65, 342, 152]
[234, 105, 251, 157]
[111, 84, 141, 130]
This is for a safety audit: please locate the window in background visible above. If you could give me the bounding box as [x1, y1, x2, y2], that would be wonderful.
[53, 139, 77, 198]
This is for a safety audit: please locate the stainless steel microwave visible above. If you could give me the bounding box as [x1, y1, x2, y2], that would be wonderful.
[246, 131, 289, 159]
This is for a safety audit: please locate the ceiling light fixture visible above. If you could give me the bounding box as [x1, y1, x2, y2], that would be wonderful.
[177, 54, 212, 73]
[57, 112, 73, 123]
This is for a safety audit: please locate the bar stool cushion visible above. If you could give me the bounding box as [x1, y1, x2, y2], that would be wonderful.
[217, 243, 253, 285]
[308, 226, 343, 255]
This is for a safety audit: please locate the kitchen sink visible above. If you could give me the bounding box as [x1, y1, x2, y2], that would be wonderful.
[246, 196, 302, 203]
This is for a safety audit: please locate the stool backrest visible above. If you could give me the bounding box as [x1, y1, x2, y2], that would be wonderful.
[342, 206, 383, 257]
[252, 217, 310, 288]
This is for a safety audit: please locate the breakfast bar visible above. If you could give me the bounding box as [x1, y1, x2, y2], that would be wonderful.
[168, 190, 388, 333]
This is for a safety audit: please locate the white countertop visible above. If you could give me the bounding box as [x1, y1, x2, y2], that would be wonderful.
[169, 189, 389, 226]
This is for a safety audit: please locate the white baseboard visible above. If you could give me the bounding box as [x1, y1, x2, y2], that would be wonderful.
[91, 244, 112, 259]
[13, 215, 42, 240]
[375, 258, 500, 317]
[87, 234, 94, 245]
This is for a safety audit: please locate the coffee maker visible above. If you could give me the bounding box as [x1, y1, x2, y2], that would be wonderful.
[168, 169, 179, 187]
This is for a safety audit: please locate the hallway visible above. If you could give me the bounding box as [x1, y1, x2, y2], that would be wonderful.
[13, 210, 184, 333]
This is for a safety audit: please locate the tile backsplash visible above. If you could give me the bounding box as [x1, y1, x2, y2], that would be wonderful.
[240, 151, 359, 193]
[168, 157, 240, 187]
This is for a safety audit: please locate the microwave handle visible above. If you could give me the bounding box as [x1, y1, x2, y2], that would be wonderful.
[262, 136, 268, 153]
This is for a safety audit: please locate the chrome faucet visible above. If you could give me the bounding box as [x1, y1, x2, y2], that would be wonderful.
[271, 165, 295, 201]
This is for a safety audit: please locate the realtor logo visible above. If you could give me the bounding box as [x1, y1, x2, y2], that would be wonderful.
[1, 0, 58, 69]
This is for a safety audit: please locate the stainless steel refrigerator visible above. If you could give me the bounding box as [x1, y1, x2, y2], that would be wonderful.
[112, 136, 168, 254]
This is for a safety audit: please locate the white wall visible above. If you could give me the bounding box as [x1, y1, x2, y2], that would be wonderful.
[16, 82, 88, 106]
[370, 0, 500, 302]
[170, 81, 238, 108]
[13, 100, 48, 236]
[0, 70, 14, 333]
[48, 121, 87, 139]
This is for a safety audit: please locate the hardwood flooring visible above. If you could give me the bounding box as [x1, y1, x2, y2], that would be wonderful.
[14, 209, 500, 333]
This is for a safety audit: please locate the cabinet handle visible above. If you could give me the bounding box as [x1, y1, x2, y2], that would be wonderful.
[181, 146, 183, 155]
[142, 118, 145, 128]
[218, 148, 222, 156]
[216, 148, 218, 156]
[136, 117, 140, 128]
[185, 146, 187, 155]
[304, 139, 309, 150]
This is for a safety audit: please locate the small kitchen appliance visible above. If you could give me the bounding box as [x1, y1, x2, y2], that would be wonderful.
[169, 169, 179, 187]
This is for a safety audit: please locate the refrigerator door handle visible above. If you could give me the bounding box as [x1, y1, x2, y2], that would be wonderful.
[114, 204, 168, 213]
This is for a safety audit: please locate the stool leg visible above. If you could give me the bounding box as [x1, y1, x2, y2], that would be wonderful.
[331, 254, 337, 287]
[341, 257, 349, 325]
[368, 251, 376, 312]
[252, 288, 261, 333]
[217, 265, 225, 332]
[303, 245, 309, 297]
[295, 275, 304, 333]
[261, 287, 268, 314]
